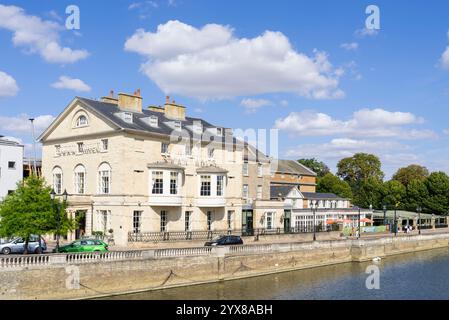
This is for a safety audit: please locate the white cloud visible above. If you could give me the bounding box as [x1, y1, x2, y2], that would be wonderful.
[0, 4, 89, 64]
[355, 28, 379, 38]
[280, 100, 289, 107]
[274, 108, 435, 139]
[125, 20, 344, 100]
[0, 71, 19, 97]
[240, 98, 274, 113]
[0, 114, 55, 135]
[340, 42, 358, 51]
[440, 30, 449, 69]
[285, 138, 404, 160]
[51, 76, 91, 92]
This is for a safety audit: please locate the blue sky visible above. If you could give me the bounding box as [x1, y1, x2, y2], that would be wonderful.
[1, 0, 449, 178]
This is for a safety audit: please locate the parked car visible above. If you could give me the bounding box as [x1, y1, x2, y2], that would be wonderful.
[0, 235, 47, 255]
[56, 239, 109, 253]
[204, 235, 243, 246]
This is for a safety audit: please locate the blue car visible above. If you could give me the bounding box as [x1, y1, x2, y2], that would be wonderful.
[0, 235, 47, 255]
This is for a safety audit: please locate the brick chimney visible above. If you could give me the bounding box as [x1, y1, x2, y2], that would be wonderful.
[118, 90, 143, 113]
[164, 95, 186, 120]
[101, 90, 119, 105]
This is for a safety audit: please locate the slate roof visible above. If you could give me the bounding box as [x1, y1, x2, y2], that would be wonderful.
[270, 185, 297, 199]
[77, 97, 222, 135]
[0, 136, 23, 147]
[302, 192, 346, 200]
[273, 160, 317, 176]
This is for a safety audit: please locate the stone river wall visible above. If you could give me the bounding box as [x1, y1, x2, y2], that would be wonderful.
[1, 232, 449, 300]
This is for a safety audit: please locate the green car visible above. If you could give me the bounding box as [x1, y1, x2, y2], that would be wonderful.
[56, 239, 109, 253]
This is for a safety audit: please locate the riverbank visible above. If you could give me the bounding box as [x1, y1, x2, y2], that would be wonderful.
[1, 232, 449, 300]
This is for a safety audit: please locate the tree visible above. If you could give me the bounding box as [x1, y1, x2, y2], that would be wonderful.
[382, 180, 406, 209]
[337, 153, 384, 188]
[352, 177, 385, 209]
[0, 175, 75, 254]
[423, 172, 449, 215]
[297, 158, 330, 178]
[317, 173, 353, 199]
[403, 179, 429, 212]
[392, 165, 429, 187]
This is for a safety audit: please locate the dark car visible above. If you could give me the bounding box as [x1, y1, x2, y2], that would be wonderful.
[204, 235, 243, 246]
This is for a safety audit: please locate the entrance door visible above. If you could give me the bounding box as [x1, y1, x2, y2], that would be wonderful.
[242, 210, 254, 236]
[75, 210, 87, 240]
[284, 210, 291, 233]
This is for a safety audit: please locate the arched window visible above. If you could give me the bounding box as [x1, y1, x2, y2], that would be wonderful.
[74, 165, 86, 194]
[98, 163, 111, 194]
[76, 115, 88, 127]
[52, 167, 63, 194]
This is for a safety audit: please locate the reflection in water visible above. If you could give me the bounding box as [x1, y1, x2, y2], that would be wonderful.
[102, 248, 449, 300]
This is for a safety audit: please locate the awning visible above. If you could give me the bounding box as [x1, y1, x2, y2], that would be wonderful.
[360, 218, 373, 223]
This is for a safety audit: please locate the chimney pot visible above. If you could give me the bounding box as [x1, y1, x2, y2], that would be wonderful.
[166, 96, 170, 104]
[109, 90, 114, 97]
[137, 89, 141, 97]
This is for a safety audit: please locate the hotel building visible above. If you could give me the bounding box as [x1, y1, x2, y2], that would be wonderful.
[39, 91, 252, 246]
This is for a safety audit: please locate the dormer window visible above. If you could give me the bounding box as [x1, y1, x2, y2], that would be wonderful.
[174, 121, 182, 130]
[208, 147, 215, 159]
[149, 116, 158, 127]
[193, 121, 202, 134]
[217, 128, 223, 136]
[123, 112, 133, 123]
[76, 115, 88, 127]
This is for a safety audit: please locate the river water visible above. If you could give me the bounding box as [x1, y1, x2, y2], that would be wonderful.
[104, 247, 449, 300]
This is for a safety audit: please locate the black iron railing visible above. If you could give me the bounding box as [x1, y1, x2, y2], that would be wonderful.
[128, 226, 333, 243]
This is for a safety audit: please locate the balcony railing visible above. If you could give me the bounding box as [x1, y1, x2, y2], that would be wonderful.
[128, 226, 333, 243]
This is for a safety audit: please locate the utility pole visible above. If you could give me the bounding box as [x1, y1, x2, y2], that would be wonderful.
[29, 118, 37, 175]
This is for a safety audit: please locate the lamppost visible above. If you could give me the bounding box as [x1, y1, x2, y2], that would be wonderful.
[394, 204, 398, 237]
[416, 206, 422, 235]
[357, 207, 361, 239]
[311, 200, 318, 241]
[51, 189, 68, 253]
[382, 204, 387, 227]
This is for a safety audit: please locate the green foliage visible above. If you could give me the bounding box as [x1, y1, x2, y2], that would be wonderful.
[352, 177, 385, 209]
[423, 172, 449, 215]
[297, 158, 330, 178]
[403, 179, 429, 212]
[382, 180, 406, 209]
[337, 153, 384, 188]
[392, 165, 429, 187]
[0, 175, 76, 251]
[317, 173, 353, 199]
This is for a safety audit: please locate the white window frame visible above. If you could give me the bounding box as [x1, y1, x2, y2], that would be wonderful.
[152, 171, 164, 195]
[257, 163, 263, 177]
[200, 175, 211, 196]
[217, 175, 224, 196]
[123, 112, 133, 123]
[257, 185, 262, 200]
[243, 162, 249, 176]
[76, 115, 88, 127]
[52, 167, 63, 194]
[170, 171, 178, 195]
[243, 184, 249, 199]
[98, 163, 111, 195]
[101, 139, 109, 151]
[74, 165, 86, 194]
[160, 210, 167, 232]
[133, 211, 142, 234]
[161, 142, 169, 154]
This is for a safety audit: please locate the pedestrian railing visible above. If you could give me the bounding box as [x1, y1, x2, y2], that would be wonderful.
[0, 254, 51, 268]
[128, 226, 331, 243]
[154, 247, 212, 258]
[2, 232, 449, 269]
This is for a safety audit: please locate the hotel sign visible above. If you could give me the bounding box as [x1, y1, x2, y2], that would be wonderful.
[56, 145, 101, 157]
